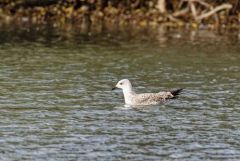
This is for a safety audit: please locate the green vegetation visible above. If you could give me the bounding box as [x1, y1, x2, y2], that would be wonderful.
[0, 0, 239, 30]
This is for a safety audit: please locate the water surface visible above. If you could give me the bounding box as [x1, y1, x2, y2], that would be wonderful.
[0, 27, 240, 160]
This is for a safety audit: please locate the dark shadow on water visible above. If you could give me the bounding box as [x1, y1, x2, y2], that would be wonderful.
[0, 25, 240, 48]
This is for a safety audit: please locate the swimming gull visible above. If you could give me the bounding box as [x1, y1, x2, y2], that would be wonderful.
[112, 79, 183, 106]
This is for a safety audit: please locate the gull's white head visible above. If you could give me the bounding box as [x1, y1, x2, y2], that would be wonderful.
[112, 79, 133, 91]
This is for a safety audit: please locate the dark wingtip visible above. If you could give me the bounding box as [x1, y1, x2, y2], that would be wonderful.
[170, 88, 183, 97]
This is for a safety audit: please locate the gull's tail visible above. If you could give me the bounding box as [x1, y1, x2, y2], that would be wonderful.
[170, 89, 183, 98]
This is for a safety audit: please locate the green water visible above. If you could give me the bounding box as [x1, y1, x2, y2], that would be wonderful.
[0, 27, 240, 160]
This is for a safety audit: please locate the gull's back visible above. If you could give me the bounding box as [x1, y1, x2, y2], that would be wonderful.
[131, 92, 173, 105]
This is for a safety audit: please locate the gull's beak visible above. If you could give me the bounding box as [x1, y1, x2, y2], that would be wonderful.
[112, 87, 117, 90]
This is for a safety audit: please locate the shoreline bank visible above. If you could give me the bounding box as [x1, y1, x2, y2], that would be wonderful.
[0, 0, 240, 31]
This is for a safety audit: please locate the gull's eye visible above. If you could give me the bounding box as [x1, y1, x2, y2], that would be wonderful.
[120, 82, 123, 85]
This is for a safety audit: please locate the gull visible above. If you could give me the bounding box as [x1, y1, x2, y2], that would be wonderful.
[112, 79, 183, 106]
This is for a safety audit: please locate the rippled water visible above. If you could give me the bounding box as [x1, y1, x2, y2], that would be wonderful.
[0, 27, 240, 160]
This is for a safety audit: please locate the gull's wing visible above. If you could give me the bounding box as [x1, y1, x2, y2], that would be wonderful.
[134, 92, 173, 105]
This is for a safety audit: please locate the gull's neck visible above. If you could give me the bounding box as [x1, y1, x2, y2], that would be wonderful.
[122, 84, 136, 104]
[123, 87, 135, 95]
